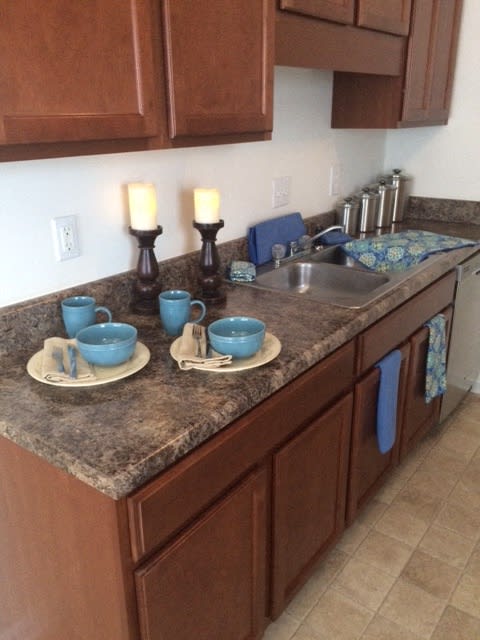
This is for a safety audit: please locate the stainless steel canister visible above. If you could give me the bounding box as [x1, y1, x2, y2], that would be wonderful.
[335, 197, 359, 235]
[386, 168, 412, 222]
[369, 180, 396, 228]
[356, 188, 379, 233]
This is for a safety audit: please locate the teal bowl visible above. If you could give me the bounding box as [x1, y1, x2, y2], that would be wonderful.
[75, 323, 137, 367]
[208, 317, 265, 359]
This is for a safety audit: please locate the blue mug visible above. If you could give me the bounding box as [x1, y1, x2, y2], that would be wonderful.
[159, 290, 206, 336]
[61, 295, 112, 338]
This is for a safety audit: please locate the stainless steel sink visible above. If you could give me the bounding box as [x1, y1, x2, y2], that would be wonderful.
[241, 246, 447, 309]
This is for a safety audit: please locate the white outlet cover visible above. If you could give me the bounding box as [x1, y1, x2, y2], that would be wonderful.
[51, 215, 80, 261]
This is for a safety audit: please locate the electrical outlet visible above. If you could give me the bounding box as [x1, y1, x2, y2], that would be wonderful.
[329, 163, 343, 197]
[51, 215, 80, 261]
[272, 176, 291, 208]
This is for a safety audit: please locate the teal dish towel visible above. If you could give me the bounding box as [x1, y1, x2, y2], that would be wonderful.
[341, 230, 478, 272]
[248, 212, 306, 265]
[424, 314, 447, 404]
[375, 349, 402, 454]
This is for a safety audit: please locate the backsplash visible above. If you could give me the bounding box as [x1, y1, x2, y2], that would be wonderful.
[407, 196, 480, 225]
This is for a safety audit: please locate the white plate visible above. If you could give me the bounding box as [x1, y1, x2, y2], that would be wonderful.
[27, 342, 150, 387]
[170, 332, 281, 372]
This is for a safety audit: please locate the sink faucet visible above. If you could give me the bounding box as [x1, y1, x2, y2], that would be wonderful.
[310, 225, 344, 243]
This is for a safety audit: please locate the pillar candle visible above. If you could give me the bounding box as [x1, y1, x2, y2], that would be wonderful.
[127, 183, 157, 230]
[193, 188, 220, 224]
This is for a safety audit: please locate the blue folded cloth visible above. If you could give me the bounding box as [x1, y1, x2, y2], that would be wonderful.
[375, 349, 402, 454]
[341, 230, 478, 272]
[248, 212, 306, 266]
[424, 314, 447, 403]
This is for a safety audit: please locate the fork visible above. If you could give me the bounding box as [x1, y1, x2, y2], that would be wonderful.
[192, 324, 204, 358]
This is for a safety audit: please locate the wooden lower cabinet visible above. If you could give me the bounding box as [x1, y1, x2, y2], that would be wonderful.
[271, 393, 353, 617]
[347, 343, 410, 524]
[400, 306, 453, 459]
[135, 467, 268, 640]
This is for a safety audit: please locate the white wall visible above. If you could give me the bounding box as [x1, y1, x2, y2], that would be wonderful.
[0, 68, 386, 308]
[384, 0, 480, 200]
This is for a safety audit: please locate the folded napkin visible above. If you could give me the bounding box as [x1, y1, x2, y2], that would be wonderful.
[248, 212, 306, 266]
[375, 349, 402, 454]
[42, 337, 96, 383]
[341, 230, 478, 273]
[176, 323, 232, 370]
[424, 313, 447, 403]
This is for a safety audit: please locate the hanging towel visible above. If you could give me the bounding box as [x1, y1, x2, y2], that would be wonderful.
[248, 212, 306, 266]
[375, 349, 402, 454]
[341, 230, 478, 273]
[424, 314, 447, 403]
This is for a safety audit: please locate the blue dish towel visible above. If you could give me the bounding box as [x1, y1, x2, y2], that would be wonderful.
[375, 349, 402, 454]
[248, 212, 306, 266]
[341, 230, 478, 273]
[424, 314, 447, 404]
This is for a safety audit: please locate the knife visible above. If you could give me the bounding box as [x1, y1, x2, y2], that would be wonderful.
[67, 345, 78, 379]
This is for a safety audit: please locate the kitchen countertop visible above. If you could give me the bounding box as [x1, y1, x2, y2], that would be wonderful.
[1, 221, 479, 500]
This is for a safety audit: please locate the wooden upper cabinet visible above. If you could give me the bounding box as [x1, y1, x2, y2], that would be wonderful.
[332, 0, 463, 128]
[161, 0, 274, 141]
[402, 0, 462, 124]
[0, 0, 158, 145]
[357, 0, 411, 36]
[279, 0, 355, 24]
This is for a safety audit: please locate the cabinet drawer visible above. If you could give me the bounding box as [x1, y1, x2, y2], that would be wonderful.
[128, 340, 355, 561]
[357, 271, 456, 374]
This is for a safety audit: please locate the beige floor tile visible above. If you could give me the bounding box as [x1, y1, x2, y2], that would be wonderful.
[375, 465, 413, 505]
[379, 578, 445, 639]
[354, 499, 388, 529]
[374, 503, 429, 547]
[431, 605, 480, 640]
[450, 572, 480, 619]
[393, 485, 444, 523]
[464, 541, 480, 576]
[448, 483, 480, 511]
[434, 501, 480, 540]
[336, 521, 369, 554]
[286, 548, 349, 621]
[304, 589, 373, 640]
[362, 614, 423, 640]
[290, 625, 322, 640]
[333, 557, 396, 611]
[418, 524, 476, 569]
[401, 549, 461, 600]
[437, 426, 479, 461]
[354, 529, 413, 578]
[457, 457, 480, 495]
[263, 611, 301, 640]
[420, 443, 469, 480]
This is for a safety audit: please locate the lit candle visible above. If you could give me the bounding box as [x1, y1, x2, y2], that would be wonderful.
[127, 183, 158, 230]
[193, 188, 220, 224]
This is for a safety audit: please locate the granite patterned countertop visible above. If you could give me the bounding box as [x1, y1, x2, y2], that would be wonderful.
[1, 220, 479, 500]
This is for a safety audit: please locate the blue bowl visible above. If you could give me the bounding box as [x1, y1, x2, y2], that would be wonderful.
[208, 317, 265, 359]
[75, 323, 137, 367]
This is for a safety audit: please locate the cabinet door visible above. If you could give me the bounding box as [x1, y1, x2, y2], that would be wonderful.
[0, 0, 157, 145]
[271, 394, 353, 617]
[135, 468, 267, 640]
[347, 343, 410, 525]
[400, 307, 453, 459]
[402, 0, 463, 124]
[161, 0, 274, 140]
[279, 0, 354, 24]
[357, 0, 411, 36]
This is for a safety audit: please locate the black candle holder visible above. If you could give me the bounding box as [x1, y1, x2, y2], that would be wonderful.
[128, 226, 163, 315]
[193, 220, 226, 305]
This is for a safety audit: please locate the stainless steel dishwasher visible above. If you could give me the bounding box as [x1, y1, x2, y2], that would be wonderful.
[440, 251, 480, 422]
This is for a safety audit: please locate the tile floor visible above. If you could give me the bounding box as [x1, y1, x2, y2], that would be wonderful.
[264, 393, 480, 640]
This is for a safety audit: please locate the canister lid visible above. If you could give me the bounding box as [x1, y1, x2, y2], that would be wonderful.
[356, 187, 379, 201]
[336, 196, 359, 211]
